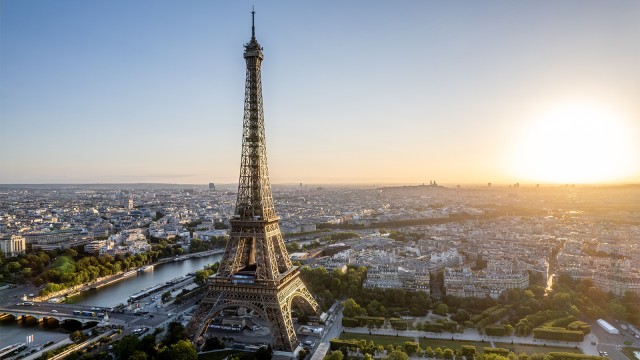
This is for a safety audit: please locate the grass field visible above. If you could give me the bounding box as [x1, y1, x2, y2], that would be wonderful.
[620, 347, 640, 360]
[494, 342, 582, 355]
[198, 350, 244, 360]
[418, 338, 488, 351]
[338, 333, 414, 346]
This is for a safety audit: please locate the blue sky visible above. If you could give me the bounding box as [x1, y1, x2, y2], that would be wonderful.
[1, 1, 639, 184]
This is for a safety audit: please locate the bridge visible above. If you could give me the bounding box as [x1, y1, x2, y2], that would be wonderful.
[0, 302, 136, 325]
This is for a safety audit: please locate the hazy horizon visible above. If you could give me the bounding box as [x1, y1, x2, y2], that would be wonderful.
[2, 1, 639, 185]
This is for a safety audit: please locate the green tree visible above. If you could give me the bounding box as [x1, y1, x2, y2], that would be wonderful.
[162, 291, 172, 302]
[444, 349, 455, 359]
[298, 348, 308, 360]
[384, 349, 409, 360]
[162, 322, 188, 347]
[342, 298, 366, 317]
[403, 342, 419, 355]
[158, 340, 197, 360]
[323, 350, 344, 360]
[69, 331, 84, 342]
[425, 347, 435, 357]
[202, 337, 224, 351]
[6, 261, 21, 273]
[255, 345, 273, 360]
[113, 335, 140, 360]
[434, 303, 449, 316]
[195, 269, 213, 286]
[129, 351, 148, 360]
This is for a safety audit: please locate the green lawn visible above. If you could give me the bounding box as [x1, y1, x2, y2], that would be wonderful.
[339, 333, 414, 346]
[494, 342, 582, 355]
[198, 350, 244, 360]
[620, 347, 640, 360]
[418, 338, 488, 351]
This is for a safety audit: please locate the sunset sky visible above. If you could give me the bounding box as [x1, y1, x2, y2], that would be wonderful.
[1, 1, 639, 185]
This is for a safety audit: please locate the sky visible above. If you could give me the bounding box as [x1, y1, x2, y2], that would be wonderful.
[1, 1, 639, 185]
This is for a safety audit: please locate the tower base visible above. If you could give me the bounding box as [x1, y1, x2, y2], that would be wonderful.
[187, 267, 320, 351]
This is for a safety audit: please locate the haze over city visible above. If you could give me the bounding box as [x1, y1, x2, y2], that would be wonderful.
[1, 0, 639, 185]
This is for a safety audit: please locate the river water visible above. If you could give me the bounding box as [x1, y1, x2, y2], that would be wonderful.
[0, 253, 222, 348]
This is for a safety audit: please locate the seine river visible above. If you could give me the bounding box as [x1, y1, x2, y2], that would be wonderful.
[0, 253, 222, 349]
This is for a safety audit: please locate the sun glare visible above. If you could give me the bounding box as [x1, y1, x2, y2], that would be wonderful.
[512, 103, 637, 184]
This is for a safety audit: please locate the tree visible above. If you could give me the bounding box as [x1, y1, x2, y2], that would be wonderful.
[342, 298, 366, 317]
[6, 261, 21, 273]
[113, 335, 140, 360]
[69, 331, 85, 342]
[129, 351, 148, 360]
[324, 350, 344, 360]
[425, 347, 435, 357]
[298, 348, 309, 360]
[444, 349, 455, 359]
[162, 322, 188, 347]
[203, 337, 224, 351]
[434, 303, 449, 316]
[158, 340, 197, 360]
[451, 309, 470, 323]
[195, 269, 214, 286]
[255, 345, 273, 360]
[384, 349, 409, 360]
[162, 291, 172, 302]
[403, 342, 419, 355]
[139, 334, 158, 358]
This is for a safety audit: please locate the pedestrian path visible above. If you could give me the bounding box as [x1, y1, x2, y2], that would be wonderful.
[342, 326, 598, 355]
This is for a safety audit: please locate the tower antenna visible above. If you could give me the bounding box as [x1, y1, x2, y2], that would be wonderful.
[251, 7, 256, 41]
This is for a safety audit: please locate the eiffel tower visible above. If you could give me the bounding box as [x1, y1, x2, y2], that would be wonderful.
[186, 11, 322, 352]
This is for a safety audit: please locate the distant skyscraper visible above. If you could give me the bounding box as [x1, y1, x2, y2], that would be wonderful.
[186, 11, 321, 351]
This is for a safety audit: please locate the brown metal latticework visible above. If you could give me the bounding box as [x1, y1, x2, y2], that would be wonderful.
[186, 11, 321, 351]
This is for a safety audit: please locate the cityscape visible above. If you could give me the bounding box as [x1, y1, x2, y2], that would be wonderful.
[1, 2, 640, 360]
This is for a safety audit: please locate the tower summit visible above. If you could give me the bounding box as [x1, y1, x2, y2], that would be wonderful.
[187, 12, 322, 351]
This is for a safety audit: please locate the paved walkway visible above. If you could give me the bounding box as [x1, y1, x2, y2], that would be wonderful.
[342, 326, 599, 355]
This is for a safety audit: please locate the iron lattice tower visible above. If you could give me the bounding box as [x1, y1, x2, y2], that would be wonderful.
[186, 11, 322, 352]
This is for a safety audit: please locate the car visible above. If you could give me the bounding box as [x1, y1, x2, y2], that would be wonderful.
[51, 310, 58, 313]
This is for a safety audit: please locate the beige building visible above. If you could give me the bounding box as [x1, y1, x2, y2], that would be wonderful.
[445, 267, 528, 298]
[364, 265, 430, 293]
[0, 235, 26, 257]
[594, 271, 640, 296]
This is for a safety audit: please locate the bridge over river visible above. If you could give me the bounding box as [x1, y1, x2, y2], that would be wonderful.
[0, 251, 222, 348]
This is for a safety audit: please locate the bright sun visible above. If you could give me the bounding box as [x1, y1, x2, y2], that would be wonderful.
[512, 103, 637, 184]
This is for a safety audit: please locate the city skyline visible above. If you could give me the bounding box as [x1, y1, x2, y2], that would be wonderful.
[1, 1, 639, 185]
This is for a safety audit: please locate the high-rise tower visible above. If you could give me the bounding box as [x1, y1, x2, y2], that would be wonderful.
[186, 11, 322, 351]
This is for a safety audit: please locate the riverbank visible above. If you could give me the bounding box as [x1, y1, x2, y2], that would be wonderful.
[34, 249, 223, 303]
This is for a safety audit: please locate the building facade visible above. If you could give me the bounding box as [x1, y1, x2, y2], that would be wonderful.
[0, 235, 26, 257]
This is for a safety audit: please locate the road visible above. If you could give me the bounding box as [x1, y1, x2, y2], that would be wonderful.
[0, 284, 38, 306]
[591, 323, 640, 360]
[309, 305, 343, 360]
